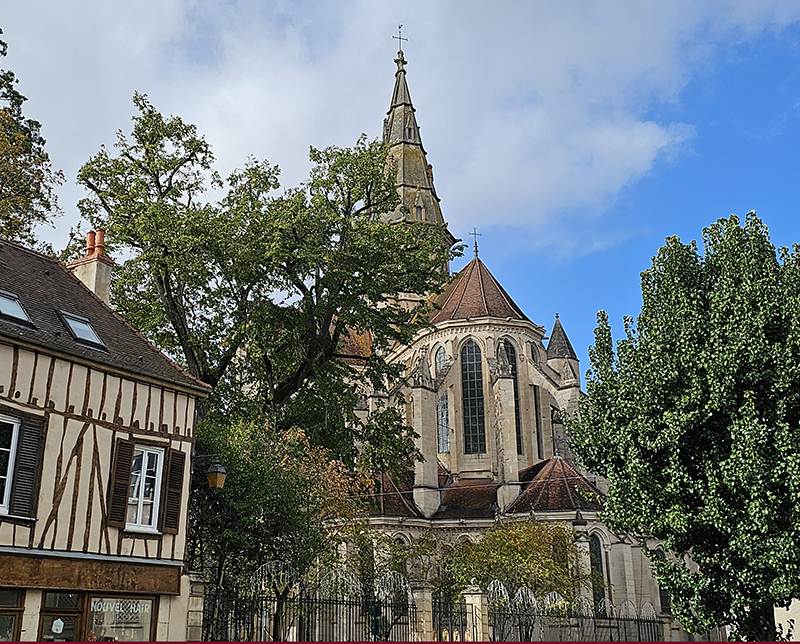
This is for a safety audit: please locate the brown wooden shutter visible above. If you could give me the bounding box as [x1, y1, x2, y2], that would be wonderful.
[9, 420, 44, 517]
[161, 448, 186, 534]
[107, 438, 135, 528]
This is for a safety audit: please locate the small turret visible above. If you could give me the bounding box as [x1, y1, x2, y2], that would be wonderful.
[546, 314, 580, 388]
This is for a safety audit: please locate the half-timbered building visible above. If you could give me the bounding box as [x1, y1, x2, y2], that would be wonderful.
[0, 235, 210, 641]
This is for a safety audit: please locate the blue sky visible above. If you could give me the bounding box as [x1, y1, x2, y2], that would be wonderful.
[4, 1, 800, 372]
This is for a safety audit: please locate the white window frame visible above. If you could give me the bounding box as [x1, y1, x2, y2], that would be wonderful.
[125, 446, 164, 533]
[0, 414, 20, 515]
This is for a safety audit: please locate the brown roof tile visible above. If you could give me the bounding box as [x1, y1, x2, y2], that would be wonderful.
[432, 478, 499, 519]
[430, 258, 528, 324]
[0, 240, 209, 393]
[507, 457, 603, 514]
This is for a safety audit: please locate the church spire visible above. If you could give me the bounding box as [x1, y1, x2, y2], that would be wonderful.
[381, 48, 446, 228]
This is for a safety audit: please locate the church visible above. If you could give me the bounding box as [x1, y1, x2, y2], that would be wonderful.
[356, 47, 689, 637]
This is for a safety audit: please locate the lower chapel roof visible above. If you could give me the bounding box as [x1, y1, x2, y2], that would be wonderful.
[370, 457, 603, 521]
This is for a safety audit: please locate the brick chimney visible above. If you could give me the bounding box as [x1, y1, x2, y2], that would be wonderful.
[67, 229, 114, 305]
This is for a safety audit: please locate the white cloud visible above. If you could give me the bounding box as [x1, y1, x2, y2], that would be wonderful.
[3, 0, 800, 253]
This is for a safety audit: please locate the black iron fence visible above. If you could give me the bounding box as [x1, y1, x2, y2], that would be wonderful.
[203, 587, 416, 642]
[488, 607, 663, 642]
[433, 599, 476, 641]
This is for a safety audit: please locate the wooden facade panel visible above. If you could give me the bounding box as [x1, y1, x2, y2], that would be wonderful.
[185, 397, 195, 438]
[132, 538, 147, 558]
[13, 523, 31, 547]
[0, 553, 182, 594]
[117, 378, 134, 425]
[0, 342, 13, 391]
[48, 359, 72, 409]
[85, 369, 105, 418]
[90, 424, 114, 554]
[119, 536, 133, 557]
[33, 415, 62, 545]
[11, 349, 35, 402]
[162, 389, 175, 433]
[147, 386, 160, 433]
[29, 354, 51, 405]
[0, 520, 14, 545]
[133, 382, 148, 429]
[68, 364, 88, 415]
[102, 375, 121, 423]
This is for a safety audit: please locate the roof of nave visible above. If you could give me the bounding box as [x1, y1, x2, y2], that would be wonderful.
[546, 314, 578, 361]
[340, 326, 374, 365]
[507, 457, 603, 514]
[430, 257, 529, 324]
[0, 239, 210, 394]
[432, 477, 501, 520]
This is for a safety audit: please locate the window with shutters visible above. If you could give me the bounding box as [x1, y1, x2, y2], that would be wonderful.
[0, 412, 44, 519]
[126, 447, 163, 532]
[107, 439, 186, 535]
[0, 415, 20, 514]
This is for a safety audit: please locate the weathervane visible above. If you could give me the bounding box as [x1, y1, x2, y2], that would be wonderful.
[470, 227, 482, 258]
[393, 24, 408, 53]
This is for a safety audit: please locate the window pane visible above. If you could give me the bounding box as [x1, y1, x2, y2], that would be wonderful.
[0, 422, 12, 449]
[40, 614, 78, 641]
[0, 294, 28, 322]
[62, 313, 103, 345]
[435, 346, 447, 377]
[437, 394, 450, 453]
[89, 597, 153, 642]
[461, 340, 486, 454]
[141, 501, 153, 526]
[44, 592, 81, 609]
[0, 614, 16, 641]
[0, 448, 8, 476]
[128, 454, 142, 500]
[0, 589, 20, 607]
[503, 340, 523, 455]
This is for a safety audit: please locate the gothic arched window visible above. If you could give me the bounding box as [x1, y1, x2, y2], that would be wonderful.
[502, 339, 523, 455]
[654, 550, 671, 615]
[589, 534, 605, 609]
[461, 340, 486, 454]
[437, 393, 450, 453]
[435, 346, 447, 377]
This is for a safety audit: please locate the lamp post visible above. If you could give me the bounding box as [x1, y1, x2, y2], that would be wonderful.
[194, 453, 228, 489]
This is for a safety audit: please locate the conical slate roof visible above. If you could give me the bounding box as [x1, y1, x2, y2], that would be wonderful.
[507, 457, 603, 513]
[546, 315, 578, 360]
[431, 257, 528, 324]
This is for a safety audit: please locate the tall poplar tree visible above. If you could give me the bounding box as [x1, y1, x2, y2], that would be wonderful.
[570, 213, 800, 640]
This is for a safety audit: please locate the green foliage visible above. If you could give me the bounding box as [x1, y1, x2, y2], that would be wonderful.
[189, 423, 363, 588]
[78, 94, 461, 585]
[426, 522, 590, 601]
[569, 212, 800, 640]
[0, 28, 63, 245]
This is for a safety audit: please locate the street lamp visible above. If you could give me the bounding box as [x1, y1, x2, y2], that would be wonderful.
[206, 458, 227, 489]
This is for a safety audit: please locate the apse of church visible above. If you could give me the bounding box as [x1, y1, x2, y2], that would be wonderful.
[360, 50, 681, 630]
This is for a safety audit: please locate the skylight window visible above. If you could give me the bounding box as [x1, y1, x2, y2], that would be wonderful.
[60, 311, 105, 348]
[0, 291, 31, 324]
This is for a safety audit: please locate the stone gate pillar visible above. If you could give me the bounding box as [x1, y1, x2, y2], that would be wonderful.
[463, 583, 489, 642]
[411, 581, 434, 641]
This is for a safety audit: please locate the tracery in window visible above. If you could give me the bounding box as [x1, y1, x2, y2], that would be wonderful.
[502, 339, 523, 455]
[589, 534, 605, 609]
[461, 340, 486, 454]
[437, 393, 450, 453]
[435, 346, 447, 377]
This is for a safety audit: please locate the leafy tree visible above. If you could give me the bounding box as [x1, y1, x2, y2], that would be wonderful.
[0, 28, 63, 244]
[442, 522, 591, 601]
[78, 94, 460, 583]
[569, 213, 800, 640]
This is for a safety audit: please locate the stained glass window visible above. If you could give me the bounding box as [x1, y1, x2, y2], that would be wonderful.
[461, 340, 486, 454]
[435, 346, 447, 377]
[437, 394, 449, 453]
[503, 340, 523, 455]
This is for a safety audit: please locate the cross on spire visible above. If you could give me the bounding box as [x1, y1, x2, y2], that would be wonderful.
[393, 24, 408, 52]
[470, 227, 482, 258]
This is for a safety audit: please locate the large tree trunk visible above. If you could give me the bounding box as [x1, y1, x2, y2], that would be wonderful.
[740, 603, 776, 641]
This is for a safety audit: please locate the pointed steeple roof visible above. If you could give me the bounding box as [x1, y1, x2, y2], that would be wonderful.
[382, 51, 446, 228]
[431, 257, 528, 324]
[546, 315, 578, 360]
